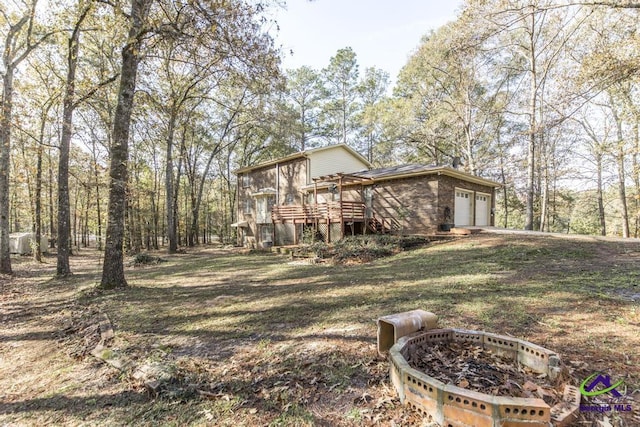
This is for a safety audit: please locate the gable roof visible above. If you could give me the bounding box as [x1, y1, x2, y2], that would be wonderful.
[353, 164, 436, 179]
[310, 164, 501, 188]
[234, 144, 372, 174]
[353, 164, 501, 187]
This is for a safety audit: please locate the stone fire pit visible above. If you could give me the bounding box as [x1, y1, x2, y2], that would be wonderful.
[378, 311, 581, 427]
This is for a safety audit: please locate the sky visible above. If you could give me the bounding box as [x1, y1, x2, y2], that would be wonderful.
[271, 0, 464, 84]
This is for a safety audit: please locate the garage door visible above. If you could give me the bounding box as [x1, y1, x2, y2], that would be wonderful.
[455, 190, 472, 226]
[475, 194, 490, 226]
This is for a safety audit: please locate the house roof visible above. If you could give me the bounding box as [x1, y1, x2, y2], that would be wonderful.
[356, 164, 501, 187]
[233, 144, 372, 174]
[311, 164, 501, 188]
[353, 164, 437, 179]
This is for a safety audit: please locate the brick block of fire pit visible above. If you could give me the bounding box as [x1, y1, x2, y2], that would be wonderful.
[443, 404, 493, 427]
[550, 385, 581, 427]
[404, 376, 442, 421]
[495, 395, 550, 426]
[517, 341, 557, 378]
[452, 329, 484, 345]
[389, 341, 412, 403]
[483, 332, 519, 361]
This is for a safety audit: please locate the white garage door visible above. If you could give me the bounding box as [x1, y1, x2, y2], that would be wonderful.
[455, 190, 472, 226]
[475, 194, 490, 226]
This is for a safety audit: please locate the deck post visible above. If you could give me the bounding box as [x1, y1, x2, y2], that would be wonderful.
[314, 182, 318, 204]
[326, 218, 330, 243]
[338, 176, 343, 240]
[274, 222, 277, 246]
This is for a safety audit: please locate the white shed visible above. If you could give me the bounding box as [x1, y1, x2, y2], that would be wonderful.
[9, 233, 48, 255]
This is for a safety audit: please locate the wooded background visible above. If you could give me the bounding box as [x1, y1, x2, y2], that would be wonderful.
[1, 0, 639, 283]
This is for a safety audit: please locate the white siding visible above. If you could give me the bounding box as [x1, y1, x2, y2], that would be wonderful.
[308, 146, 369, 179]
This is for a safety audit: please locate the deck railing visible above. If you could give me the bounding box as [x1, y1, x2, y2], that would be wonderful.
[272, 201, 366, 223]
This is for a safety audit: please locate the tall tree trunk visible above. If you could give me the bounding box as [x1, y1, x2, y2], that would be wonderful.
[171, 127, 187, 248]
[300, 105, 306, 151]
[0, 2, 52, 274]
[0, 67, 15, 274]
[616, 145, 629, 238]
[101, 0, 150, 289]
[620, 90, 640, 237]
[57, 6, 88, 277]
[20, 142, 36, 232]
[189, 184, 198, 247]
[525, 7, 537, 231]
[34, 142, 43, 261]
[73, 183, 80, 251]
[89, 139, 103, 250]
[48, 148, 56, 248]
[83, 184, 91, 247]
[151, 149, 159, 249]
[596, 150, 606, 236]
[633, 120, 639, 238]
[94, 162, 103, 250]
[611, 98, 630, 238]
[165, 109, 178, 253]
[34, 101, 53, 262]
[151, 191, 159, 249]
[463, 87, 476, 175]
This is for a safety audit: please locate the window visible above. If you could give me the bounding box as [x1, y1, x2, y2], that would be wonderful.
[242, 174, 250, 188]
[285, 193, 295, 205]
[261, 224, 273, 243]
[243, 198, 252, 215]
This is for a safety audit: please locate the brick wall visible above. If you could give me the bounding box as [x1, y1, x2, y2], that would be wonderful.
[365, 174, 496, 234]
[370, 176, 440, 234]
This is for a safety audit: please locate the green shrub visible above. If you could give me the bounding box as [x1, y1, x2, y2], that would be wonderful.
[309, 241, 331, 258]
[332, 235, 409, 263]
[132, 252, 166, 266]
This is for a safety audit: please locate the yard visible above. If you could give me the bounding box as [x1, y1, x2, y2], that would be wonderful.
[1, 233, 639, 426]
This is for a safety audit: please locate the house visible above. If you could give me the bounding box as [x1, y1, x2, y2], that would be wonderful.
[233, 144, 501, 248]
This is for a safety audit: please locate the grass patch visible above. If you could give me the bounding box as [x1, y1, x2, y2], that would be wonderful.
[2, 235, 639, 426]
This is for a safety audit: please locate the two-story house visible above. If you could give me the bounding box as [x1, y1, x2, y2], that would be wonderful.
[233, 144, 501, 248]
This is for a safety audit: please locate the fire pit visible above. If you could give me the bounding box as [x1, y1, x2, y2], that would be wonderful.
[378, 311, 581, 427]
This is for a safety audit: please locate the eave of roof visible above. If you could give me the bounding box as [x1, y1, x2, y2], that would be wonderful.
[304, 166, 502, 189]
[233, 143, 372, 174]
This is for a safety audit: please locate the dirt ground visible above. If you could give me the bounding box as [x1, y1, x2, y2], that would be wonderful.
[1, 233, 639, 426]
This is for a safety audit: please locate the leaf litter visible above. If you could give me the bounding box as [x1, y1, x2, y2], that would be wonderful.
[405, 340, 563, 405]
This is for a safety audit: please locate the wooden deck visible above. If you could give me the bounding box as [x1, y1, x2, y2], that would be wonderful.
[271, 201, 366, 224]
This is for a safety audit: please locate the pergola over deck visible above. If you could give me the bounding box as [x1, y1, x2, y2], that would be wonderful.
[270, 172, 394, 243]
